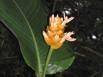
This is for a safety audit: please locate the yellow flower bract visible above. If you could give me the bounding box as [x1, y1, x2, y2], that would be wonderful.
[43, 14, 76, 49]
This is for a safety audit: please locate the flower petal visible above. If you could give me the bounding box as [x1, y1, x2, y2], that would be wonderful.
[62, 17, 74, 26]
[64, 32, 76, 41]
[43, 31, 48, 39]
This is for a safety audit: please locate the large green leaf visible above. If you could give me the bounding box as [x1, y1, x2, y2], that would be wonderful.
[0, 0, 75, 75]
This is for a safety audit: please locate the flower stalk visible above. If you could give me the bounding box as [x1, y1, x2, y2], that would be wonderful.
[42, 47, 53, 77]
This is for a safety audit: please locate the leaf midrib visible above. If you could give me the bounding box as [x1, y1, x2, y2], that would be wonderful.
[12, 0, 42, 73]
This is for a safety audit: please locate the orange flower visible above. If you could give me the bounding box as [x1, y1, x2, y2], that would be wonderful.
[43, 14, 76, 49]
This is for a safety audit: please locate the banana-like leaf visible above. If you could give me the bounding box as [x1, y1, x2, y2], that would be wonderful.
[0, 0, 75, 75]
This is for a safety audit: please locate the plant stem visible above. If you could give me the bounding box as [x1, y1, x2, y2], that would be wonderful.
[36, 72, 42, 77]
[42, 47, 53, 77]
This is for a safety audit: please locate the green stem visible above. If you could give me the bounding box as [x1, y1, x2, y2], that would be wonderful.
[36, 73, 42, 77]
[42, 47, 53, 77]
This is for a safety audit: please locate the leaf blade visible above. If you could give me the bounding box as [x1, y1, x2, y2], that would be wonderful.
[0, 0, 75, 75]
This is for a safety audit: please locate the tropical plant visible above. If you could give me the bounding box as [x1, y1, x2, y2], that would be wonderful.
[0, 0, 75, 77]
